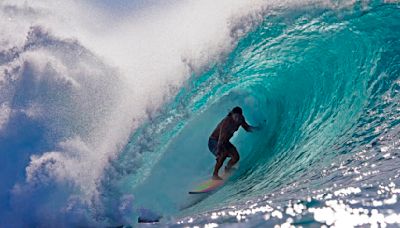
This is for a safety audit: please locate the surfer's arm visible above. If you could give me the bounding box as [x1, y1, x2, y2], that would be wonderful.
[242, 120, 258, 132]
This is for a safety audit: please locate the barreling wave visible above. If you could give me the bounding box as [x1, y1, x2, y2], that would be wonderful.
[108, 1, 400, 225]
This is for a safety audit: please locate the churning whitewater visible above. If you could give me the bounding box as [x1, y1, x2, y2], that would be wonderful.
[1, 0, 400, 227]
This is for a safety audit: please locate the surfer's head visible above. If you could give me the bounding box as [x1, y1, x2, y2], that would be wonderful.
[229, 106, 243, 122]
[231, 106, 242, 115]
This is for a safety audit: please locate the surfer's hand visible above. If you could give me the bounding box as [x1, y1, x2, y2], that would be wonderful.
[250, 126, 261, 132]
[251, 120, 266, 132]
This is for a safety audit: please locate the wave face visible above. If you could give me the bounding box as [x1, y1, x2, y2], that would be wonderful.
[112, 2, 400, 226]
[1, 1, 400, 227]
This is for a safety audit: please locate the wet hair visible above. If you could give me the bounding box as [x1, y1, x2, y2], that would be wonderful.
[228, 106, 242, 116]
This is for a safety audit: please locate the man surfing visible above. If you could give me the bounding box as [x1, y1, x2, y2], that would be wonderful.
[208, 106, 258, 180]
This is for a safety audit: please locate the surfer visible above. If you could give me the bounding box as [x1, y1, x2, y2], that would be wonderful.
[208, 106, 258, 180]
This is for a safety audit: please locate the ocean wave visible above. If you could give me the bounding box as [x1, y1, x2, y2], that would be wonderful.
[1, 0, 400, 227]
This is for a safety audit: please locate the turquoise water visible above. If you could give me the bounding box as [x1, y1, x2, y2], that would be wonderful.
[102, 2, 400, 226]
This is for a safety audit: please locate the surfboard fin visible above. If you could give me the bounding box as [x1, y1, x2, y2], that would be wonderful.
[137, 208, 162, 223]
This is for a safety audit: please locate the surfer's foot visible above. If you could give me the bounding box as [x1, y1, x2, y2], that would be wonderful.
[212, 175, 223, 180]
[225, 166, 237, 173]
[225, 166, 232, 172]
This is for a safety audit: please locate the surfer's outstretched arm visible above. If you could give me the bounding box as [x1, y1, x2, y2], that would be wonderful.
[241, 120, 258, 132]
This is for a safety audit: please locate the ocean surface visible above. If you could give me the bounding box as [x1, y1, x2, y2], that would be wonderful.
[1, 1, 400, 227]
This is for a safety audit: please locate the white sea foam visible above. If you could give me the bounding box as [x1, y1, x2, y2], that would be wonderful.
[0, 0, 272, 212]
[0, 102, 11, 131]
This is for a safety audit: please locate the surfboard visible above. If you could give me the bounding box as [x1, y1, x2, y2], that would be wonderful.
[189, 170, 233, 194]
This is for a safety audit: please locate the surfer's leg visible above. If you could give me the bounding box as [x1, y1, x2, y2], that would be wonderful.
[213, 151, 227, 180]
[208, 138, 219, 156]
[226, 143, 239, 171]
